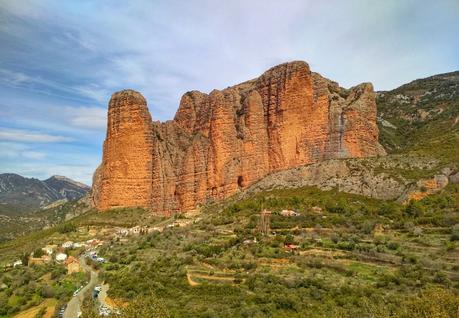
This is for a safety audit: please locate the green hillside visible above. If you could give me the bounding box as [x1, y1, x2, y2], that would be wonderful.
[85, 184, 458, 317]
[377, 71, 459, 165]
[3, 184, 458, 317]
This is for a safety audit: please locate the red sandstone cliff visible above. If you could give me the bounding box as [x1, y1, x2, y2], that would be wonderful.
[93, 61, 386, 214]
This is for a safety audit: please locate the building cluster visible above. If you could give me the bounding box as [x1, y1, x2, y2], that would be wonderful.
[279, 209, 301, 217]
[5, 238, 106, 274]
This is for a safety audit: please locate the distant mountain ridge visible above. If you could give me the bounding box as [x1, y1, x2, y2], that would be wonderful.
[376, 70, 459, 160]
[0, 173, 90, 215]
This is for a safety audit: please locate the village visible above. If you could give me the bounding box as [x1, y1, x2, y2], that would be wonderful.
[0, 215, 203, 317]
[1, 207, 307, 317]
[2, 204, 394, 318]
[3, 217, 200, 272]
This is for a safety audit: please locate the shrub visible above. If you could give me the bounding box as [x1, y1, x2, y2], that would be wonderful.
[445, 241, 456, 251]
[404, 200, 425, 217]
[33, 248, 45, 258]
[433, 271, 450, 285]
[57, 223, 76, 234]
[450, 230, 459, 241]
[386, 241, 399, 250]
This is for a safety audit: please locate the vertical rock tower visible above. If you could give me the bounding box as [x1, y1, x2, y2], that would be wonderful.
[94, 90, 154, 210]
[93, 61, 385, 214]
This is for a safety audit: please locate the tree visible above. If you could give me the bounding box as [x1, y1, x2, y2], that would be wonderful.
[404, 200, 425, 217]
[401, 287, 459, 317]
[80, 298, 99, 318]
[58, 223, 76, 234]
[33, 248, 45, 258]
[284, 234, 295, 245]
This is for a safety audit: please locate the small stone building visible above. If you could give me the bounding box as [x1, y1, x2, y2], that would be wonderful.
[65, 256, 81, 274]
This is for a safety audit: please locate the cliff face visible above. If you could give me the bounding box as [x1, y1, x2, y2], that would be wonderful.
[95, 90, 154, 209]
[93, 61, 385, 214]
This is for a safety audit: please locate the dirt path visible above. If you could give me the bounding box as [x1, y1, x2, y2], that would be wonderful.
[187, 270, 237, 286]
[187, 272, 200, 286]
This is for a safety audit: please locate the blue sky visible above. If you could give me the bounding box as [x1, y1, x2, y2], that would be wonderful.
[1, 0, 458, 185]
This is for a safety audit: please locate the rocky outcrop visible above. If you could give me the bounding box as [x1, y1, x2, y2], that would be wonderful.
[236, 156, 456, 203]
[400, 175, 449, 202]
[239, 158, 405, 201]
[93, 61, 386, 214]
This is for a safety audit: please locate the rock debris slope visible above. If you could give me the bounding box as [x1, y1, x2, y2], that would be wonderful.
[93, 61, 385, 214]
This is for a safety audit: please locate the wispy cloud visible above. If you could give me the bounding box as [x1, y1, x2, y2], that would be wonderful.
[68, 107, 106, 130]
[0, 142, 46, 160]
[0, 128, 73, 143]
[21, 151, 46, 159]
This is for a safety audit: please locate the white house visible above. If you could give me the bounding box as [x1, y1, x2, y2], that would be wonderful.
[13, 260, 22, 267]
[42, 244, 57, 255]
[62, 241, 74, 249]
[73, 242, 85, 248]
[280, 209, 300, 217]
[55, 253, 68, 263]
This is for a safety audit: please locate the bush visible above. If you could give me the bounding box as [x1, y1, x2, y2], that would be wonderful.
[57, 223, 76, 234]
[450, 230, 459, 241]
[404, 200, 425, 217]
[33, 248, 45, 258]
[433, 271, 450, 285]
[40, 285, 55, 298]
[386, 241, 399, 250]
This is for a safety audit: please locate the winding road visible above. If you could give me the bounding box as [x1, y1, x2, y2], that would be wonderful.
[63, 256, 99, 318]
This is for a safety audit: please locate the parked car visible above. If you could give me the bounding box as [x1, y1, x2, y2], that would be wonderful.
[58, 305, 66, 317]
[96, 257, 106, 263]
[73, 286, 83, 296]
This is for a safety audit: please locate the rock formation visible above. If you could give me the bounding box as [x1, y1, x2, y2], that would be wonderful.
[93, 61, 386, 214]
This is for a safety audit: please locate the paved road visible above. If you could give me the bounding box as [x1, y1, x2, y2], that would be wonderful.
[63, 257, 99, 318]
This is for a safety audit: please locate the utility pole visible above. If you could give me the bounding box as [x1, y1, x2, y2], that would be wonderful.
[259, 209, 271, 235]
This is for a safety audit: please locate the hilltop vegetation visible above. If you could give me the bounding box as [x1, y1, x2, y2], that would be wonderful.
[0, 200, 90, 243]
[0, 263, 87, 317]
[2, 183, 458, 317]
[377, 71, 459, 165]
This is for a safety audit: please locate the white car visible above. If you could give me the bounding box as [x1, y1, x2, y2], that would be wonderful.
[73, 286, 83, 296]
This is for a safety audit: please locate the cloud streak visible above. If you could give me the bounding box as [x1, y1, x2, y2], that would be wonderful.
[0, 128, 73, 143]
